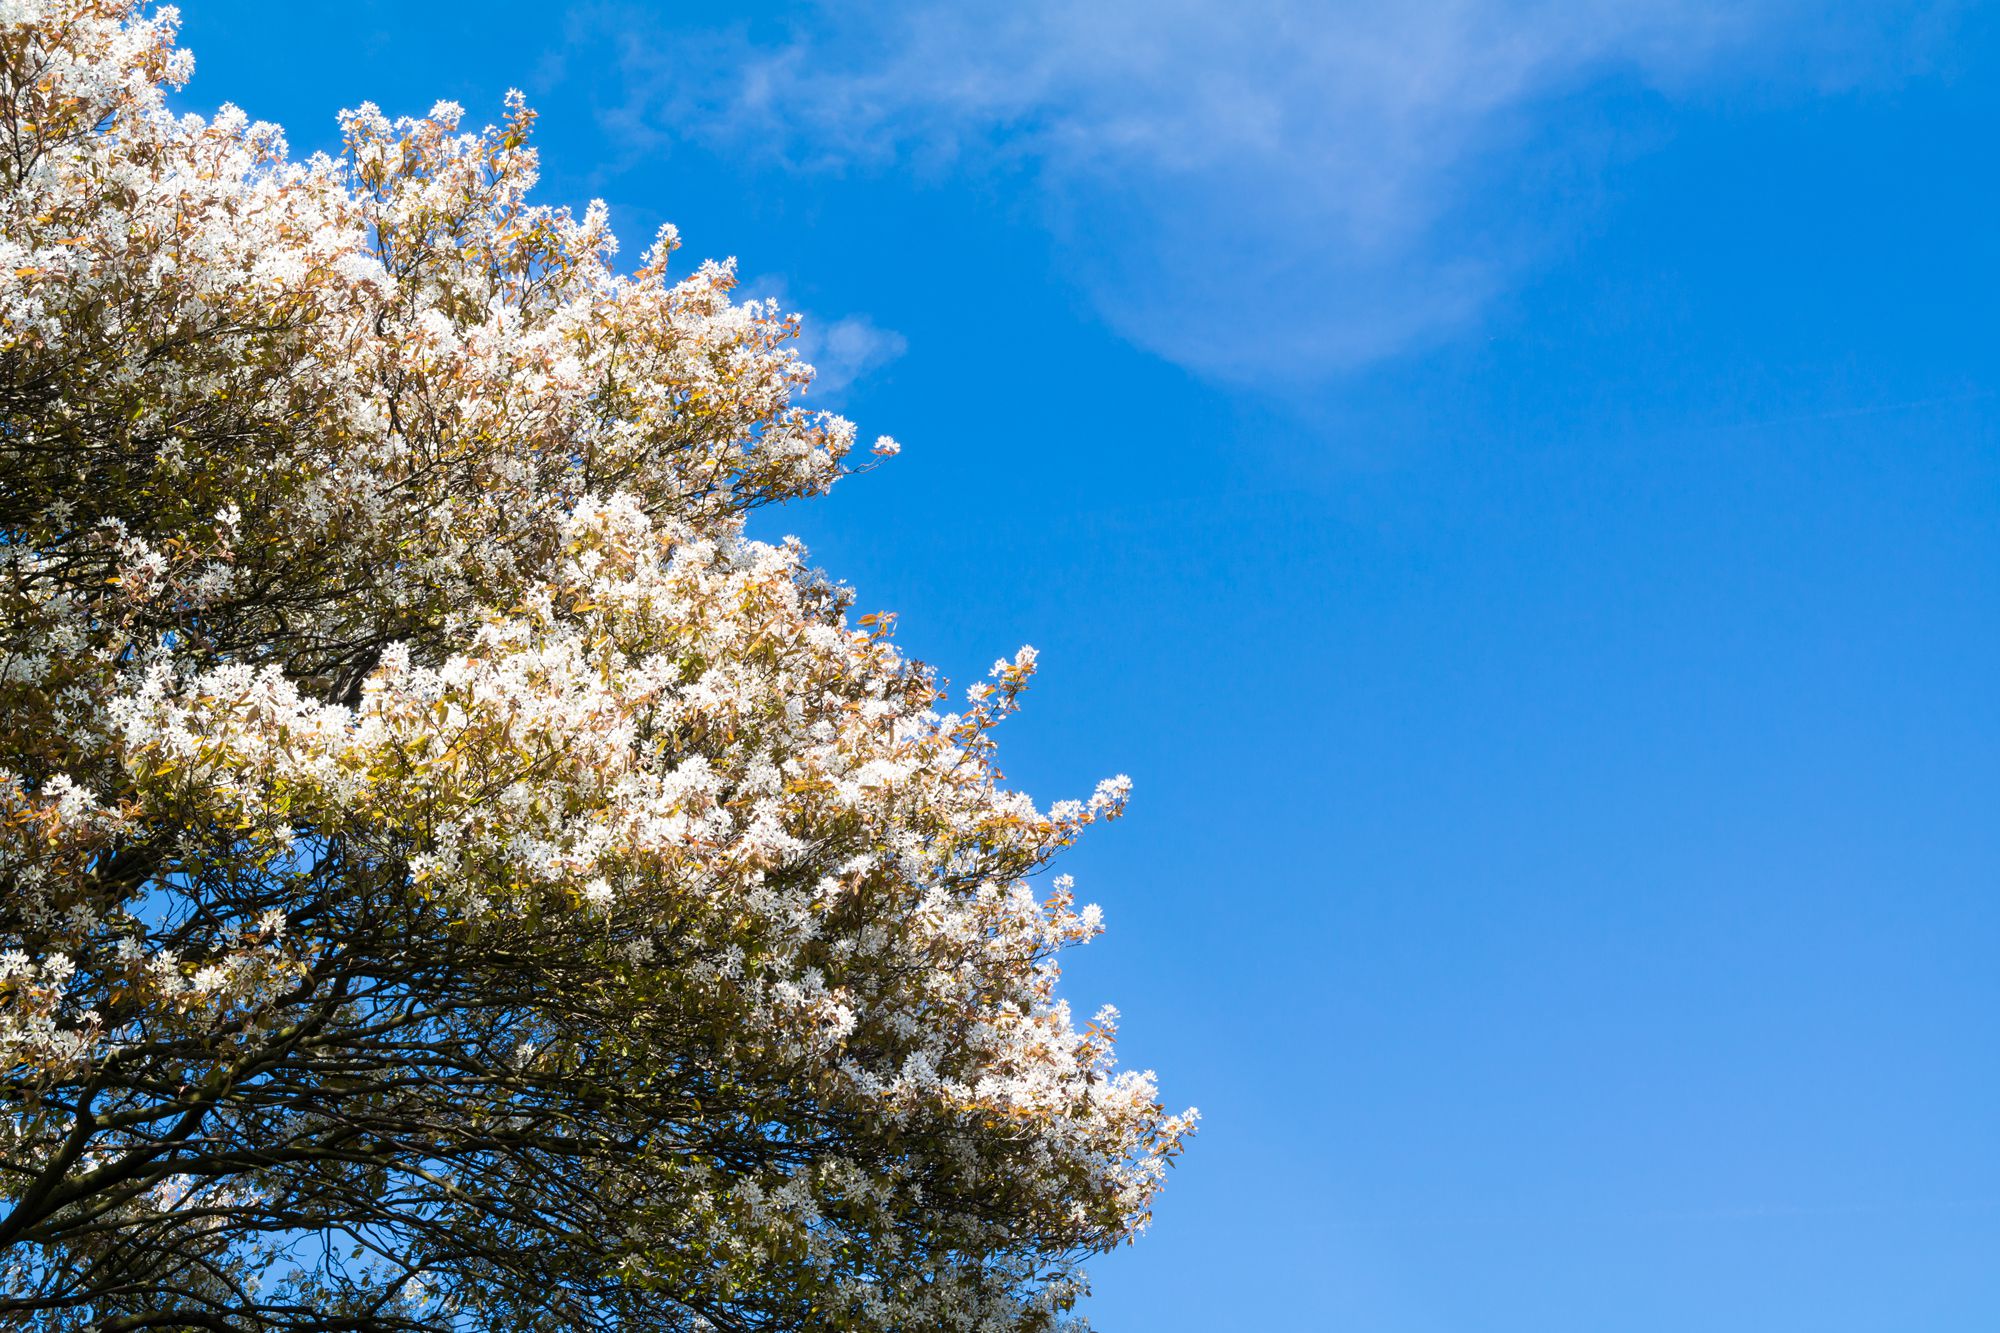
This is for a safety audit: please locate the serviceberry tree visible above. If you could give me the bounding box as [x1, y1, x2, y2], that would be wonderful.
[0, 4, 1192, 1328]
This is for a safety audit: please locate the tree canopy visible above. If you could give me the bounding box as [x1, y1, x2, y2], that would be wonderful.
[0, 3, 1192, 1328]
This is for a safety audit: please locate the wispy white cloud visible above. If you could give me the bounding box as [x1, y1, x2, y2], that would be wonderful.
[799, 313, 908, 402]
[743, 276, 908, 405]
[578, 1, 1956, 384]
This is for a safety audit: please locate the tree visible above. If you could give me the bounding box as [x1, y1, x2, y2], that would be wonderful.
[0, 4, 1193, 1328]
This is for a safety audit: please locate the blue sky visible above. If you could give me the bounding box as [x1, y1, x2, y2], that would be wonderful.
[175, 3, 2000, 1329]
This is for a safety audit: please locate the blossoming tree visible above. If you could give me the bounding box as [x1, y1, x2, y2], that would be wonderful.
[0, 3, 1193, 1328]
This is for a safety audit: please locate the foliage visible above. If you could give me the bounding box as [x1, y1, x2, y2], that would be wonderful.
[0, 3, 1192, 1328]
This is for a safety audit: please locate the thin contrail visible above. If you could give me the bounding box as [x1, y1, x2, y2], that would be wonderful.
[1697, 388, 1997, 435]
